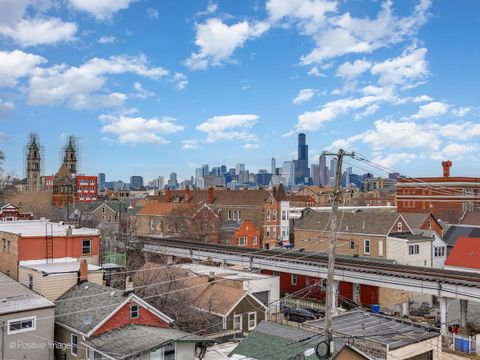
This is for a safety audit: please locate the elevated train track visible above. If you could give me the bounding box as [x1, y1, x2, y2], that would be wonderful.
[138, 237, 480, 302]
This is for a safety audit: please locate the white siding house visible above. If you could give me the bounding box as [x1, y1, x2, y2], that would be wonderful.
[386, 235, 433, 267]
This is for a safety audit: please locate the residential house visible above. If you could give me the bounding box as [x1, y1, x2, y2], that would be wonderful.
[0, 272, 55, 360]
[18, 258, 104, 300]
[442, 224, 480, 255]
[54, 281, 209, 360]
[0, 220, 100, 280]
[232, 219, 260, 249]
[0, 202, 33, 221]
[444, 237, 480, 273]
[88, 200, 132, 225]
[294, 185, 332, 206]
[305, 311, 442, 360]
[230, 320, 372, 360]
[176, 263, 279, 313]
[294, 208, 399, 257]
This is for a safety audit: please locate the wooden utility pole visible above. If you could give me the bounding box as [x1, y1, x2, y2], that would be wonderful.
[322, 149, 354, 355]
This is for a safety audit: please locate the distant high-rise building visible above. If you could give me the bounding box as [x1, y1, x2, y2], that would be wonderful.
[311, 164, 320, 185]
[211, 167, 221, 176]
[201, 164, 209, 177]
[295, 133, 310, 184]
[220, 165, 227, 174]
[130, 176, 144, 190]
[26, 133, 42, 192]
[169, 172, 178, 188]
[319, 154, 328, 186]
[98, 173, 106, 191]
[281, 161, 295, 187]
[236, 163, 246, 173]
[271, 158, 276, 175]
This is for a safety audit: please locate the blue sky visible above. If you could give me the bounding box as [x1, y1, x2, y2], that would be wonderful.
[0, 0, 479, 182]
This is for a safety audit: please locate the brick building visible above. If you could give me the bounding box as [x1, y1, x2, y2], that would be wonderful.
[397, 161, 480, 223]
[232, 219, 261, 248]
[0, 220, 100, 280]
[0, 203, 33, 221]
[76, 175, 98, 203]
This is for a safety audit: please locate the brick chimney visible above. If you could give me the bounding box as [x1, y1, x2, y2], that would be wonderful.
[165, 188, 171, 203]
[442, 160, 452, 177]
[208, 187, 214, 204]
[185, 186, 190, 203]
[79, 259, 88, 283]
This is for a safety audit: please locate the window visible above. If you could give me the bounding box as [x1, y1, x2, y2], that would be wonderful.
[266, 210, 270, 221]
[379, 240, 383, 257]
[409, 244, 420, 255]
[273, 271, 280, 276]
[282, 211, 286, 220]
[150, 219, 154, 230]
[273, 211, 277, 221]
[150, 343, 175, 360]
[252, 236, 257, 246]
[102, 206, 106, 214]
[28, 274, 33, 290]
[228, 209, 232, 220]
[364, 240, 370, 255]
[434, 246, 445, 257]
[71, 333, 78, 356]
[266, 227, 270, 238]
[272, 227, 277, 238]
[2, 239, 6, 252]
[248, 312, 257, 330]
[82, 239, 92, 255]
[237, 237, 247, 246]
[349, 240, 355, 250]
[305, 276, 310, 286]
[130, 304, 139, 318]
[233, 210, 238, 220]
[428, 219, 432, 229]
[7, 317, 36, 335]
[234, 314, 242, 331]
[291, 274, 297, 286]
[397, 222, 403, 232]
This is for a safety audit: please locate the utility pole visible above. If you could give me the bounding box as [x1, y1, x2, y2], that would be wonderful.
[322, 149, 354, 356]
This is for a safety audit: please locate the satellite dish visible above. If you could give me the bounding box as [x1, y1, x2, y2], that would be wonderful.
[83, 314, 93, 326]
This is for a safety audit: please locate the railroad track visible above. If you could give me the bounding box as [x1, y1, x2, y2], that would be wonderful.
[138, 237, 480, 288]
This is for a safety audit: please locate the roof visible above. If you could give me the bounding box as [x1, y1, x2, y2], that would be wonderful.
[20, 258, 102, 274]
[89, 201, 130, 214]
[230, 320, 346, 360]
[0, 272, 54, 315]
[55, 282, 128, 334]
[388, 232, 433, 242]
[399, 213, 432, 229]
[136, 202, 189, 216]
[461, 212, 480, 226]
[443, 225, 480, 246]
[176, 264, 273, 281]
[0, 220, 99, 237]
[296, 209, 399, 235]
[149, 189, 270, 206]
[85, 324, 207, 359]
[445, 237, 480, 270]
[306, 310, 440, 350]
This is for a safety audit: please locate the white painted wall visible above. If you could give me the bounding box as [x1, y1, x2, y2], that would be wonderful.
[432, 234, 447, 269]
[386, 237, 432, 267]
[243, 276, 280, 313]
[280, 201, 290, 245]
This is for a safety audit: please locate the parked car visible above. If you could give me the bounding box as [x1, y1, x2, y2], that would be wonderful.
[302, 308, 325, 318]
[284, 308, 318, 323]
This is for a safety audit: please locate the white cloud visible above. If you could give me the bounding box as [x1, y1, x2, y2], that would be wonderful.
[0, 50, 46, 87]
[132, 82, 155, 99]
[451, 106, 471, 118]
[413, 94, 433, 103]
[181, 140, 201, 150]
[336, 59, 371, 80]
[354, 104, 379, 120]
[300, 0, 431, 64]
[307, 66, 326, 77]
[100, 114, 184, 145]
[293, 88, 317, 105]
[196, 114, 259, 143]
[0, 99, 14, 118]
[28, 54, 168, 108]
[146, 8, 159, 19]
[197, 3, 218, 17]
[98, 35, 116, 44]
[372, 152, 417, 168]
[244, 143, 260, 149]
[69, 0, 137, 20]
[371, 46, 428, 87]
[171, 73, 188, 91]
[431, 143, 478, 161]
[185, 18, 269, 70]
[0, 1, 77, 46]
[411, 101, 449, 119]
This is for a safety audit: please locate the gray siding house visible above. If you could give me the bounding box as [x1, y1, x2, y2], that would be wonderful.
[0, 272, 55, 360]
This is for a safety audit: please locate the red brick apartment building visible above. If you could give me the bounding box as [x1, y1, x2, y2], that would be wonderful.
[397, 161, 480, 222]
[76, 175, 98, 202]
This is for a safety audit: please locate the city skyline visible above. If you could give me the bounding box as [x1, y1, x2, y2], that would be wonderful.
[1, 1, 480, 180]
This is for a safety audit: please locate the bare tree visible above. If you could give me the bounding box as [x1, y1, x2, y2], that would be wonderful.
[169, 205, 218, 243]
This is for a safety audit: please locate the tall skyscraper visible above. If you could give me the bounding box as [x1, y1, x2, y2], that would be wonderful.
[282, 161, 295, 187]
[236, 163, 245, 173]
[130, 176, 144, 190]
[169, 172, 178, 188]
[295, 133, 310, 184]
[201, 164, 209, 177]
[271, 157, 276, 175]
[319, 154, 328, 186]
[98, 173, 106, 191]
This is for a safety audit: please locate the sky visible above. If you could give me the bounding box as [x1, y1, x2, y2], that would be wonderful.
[0, 0, 479, 182]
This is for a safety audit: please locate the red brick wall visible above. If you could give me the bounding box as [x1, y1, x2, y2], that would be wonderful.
[233, 220, 261, 249]
[93, 300, 170, 336]
[18, 235, 100, 261]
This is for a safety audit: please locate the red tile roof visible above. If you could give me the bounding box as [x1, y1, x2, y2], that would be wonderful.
[445, 236, 480, 269]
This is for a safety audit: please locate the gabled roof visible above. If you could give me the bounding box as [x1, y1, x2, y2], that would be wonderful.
[296, 209, 399, 235]
[149, 189, 270, 206]
[443, 225, 480, 246]
[85, 324, 208, 360]
[230, 321, 350, 360]
[89, 201, 130, 214]
[136, 202, 190, 216]
[461, 212, 480, 226]
[55, 281, 172, 336]
[445, 236, 480, 270]
[399, 213, 433, 229]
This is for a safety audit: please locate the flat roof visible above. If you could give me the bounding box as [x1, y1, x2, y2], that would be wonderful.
[306, 310, 440, 350]
[20, 258, 102, 274]
[0, 272, 54, 315]
[176, 263, 275, 281]
[0, 220, 99, 237]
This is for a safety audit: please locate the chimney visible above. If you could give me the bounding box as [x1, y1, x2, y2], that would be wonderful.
[208, 271, 215, 282]
[208, 187, 214, 204]
[66, 225, 73, 236]
[79, 259, 88, 283]
[165, 188, 171, 203]
[442, 160, 452, 177]
[272, 186, 277, 197]
[125, 276, 134, 293]
[185, 186, 190, 203]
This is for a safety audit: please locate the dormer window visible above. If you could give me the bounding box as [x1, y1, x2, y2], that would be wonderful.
[397, 222, 403, 232]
